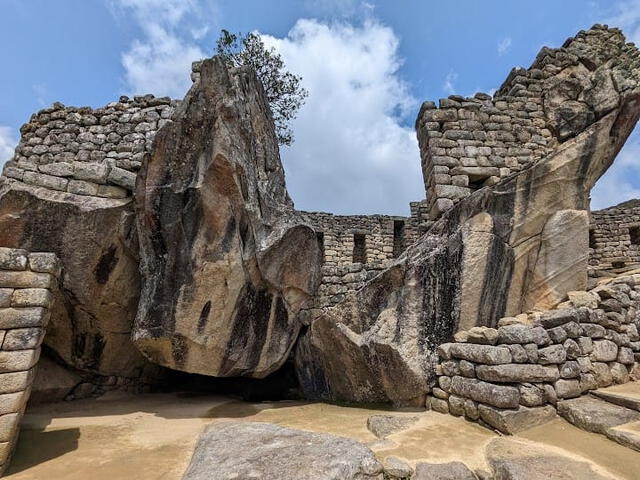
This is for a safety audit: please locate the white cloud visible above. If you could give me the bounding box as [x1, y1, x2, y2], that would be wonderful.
[0, 126, 17, 167]
[497, 36, 512, 56]
[591, 126, 640, 210]
[443, 71, 458, 95]
[262, 19, 422, 215]
[606, 0, 640, 44]
[108, 0, 214, 98]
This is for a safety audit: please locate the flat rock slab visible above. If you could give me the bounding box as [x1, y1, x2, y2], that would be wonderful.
[182, 422, 383, 480]
[414, 461, 477, 480]
[486, 438, 617, 480]
[605, 421, 640, 452]
[557, 395, 640, 435]
[478, 405, 557, 435]
[592, 382, 640, 412]
[366, 415, 420, 439]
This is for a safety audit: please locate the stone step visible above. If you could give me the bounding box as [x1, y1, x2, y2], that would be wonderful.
[591, 382, 640, 412]
[557, 395, 640, 452]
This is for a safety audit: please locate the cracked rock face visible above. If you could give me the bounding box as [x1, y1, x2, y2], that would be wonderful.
[0, 182, 149, 377]
[295, 26, 640, 404]
[133, 58, 322, 378]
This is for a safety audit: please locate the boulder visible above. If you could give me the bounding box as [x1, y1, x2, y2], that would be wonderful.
[134, 58, 322, 377]
[181, 422, 383, 480]
[0, 179, 149, 377]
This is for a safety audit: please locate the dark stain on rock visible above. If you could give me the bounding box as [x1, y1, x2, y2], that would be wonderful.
[94, 245, 119, 285]
[197, 301, 212, 335]
[219, 283, 273, 376]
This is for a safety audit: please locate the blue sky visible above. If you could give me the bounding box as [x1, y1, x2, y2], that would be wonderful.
[1, 0, 639, 214]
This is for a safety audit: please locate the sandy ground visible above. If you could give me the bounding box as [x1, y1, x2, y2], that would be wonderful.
[4, 392, 640, 479]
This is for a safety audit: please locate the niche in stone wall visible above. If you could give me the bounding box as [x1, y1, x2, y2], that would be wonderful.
[393, 220, 405, 258]
[316, 232, 325, 263]
[353, 233, 367, 264]
[589, 229, 597, 249]
[629, 225, 640, 246]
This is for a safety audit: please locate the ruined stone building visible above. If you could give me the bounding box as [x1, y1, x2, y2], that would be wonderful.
[1, 24, 640, 476]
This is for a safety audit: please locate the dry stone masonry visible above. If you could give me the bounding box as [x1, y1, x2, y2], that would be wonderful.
[0, 248, 60, 475]
[2, 96, 176, 199]
[590, 199, 640, 277]
[417, 25, 639, 220]
[428, 274, 640, 433]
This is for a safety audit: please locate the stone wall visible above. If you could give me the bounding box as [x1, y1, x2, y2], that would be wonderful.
[299, 203, 430, 317]
[590, 199, 640, 276]
[427, 274, 640, 434]
[416, 25, 633, 220]
[0, 247, 61, 475]
[1, 96, 176, 198]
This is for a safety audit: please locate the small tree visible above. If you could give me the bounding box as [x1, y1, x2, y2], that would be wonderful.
[216, 30, 308, 146]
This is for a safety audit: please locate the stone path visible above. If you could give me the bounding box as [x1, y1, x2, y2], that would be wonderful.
[557, 387, 640, 452]
[5, 392, 640, 479]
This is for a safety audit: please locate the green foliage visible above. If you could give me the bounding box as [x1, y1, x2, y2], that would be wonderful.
[216, 29, 308, 146]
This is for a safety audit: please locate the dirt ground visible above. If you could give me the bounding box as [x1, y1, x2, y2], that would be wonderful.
[4, 392, 640, 479]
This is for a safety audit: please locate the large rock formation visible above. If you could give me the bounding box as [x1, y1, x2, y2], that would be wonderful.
[133, 58, 322, 377]
[0, 181, 148, 377]
[295, 26, 640, 404]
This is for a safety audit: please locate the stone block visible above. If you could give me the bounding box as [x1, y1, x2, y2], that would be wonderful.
[11, 288, 52, 307]
[0, 271, 52, 289]
[591, 339, 618, 362]
[466, 326, 499, 345]
[559, 361, 580, 379]
[67, 179, 100, 196]
[519, 384, 546, 407]
[611, 362, 630, 384]
[0, 248, 27, 271]
[0, 371, 32, 394]
[554, 379, 581, 399]
[38, 162, 74, 177]
[73, 162, 109, 183]
[567, 290, 599, 308]
[497, 323, 534, 344]
[0, 308, 46, 329]
[108, 166, 136, 190]
[2, 328, 44, 350]
[476, 364, 559, 383]
[0, 290, 12, 308]
[592, 362, 613, 388]
[538, 344, 567, 364]
[539, 309, 578, 329]
[430, 397, 449, 414]
[507, 344, 528, 363]
[448, 395, 465, 416]
[579, 373, 598, 392]
[617, 346, 634, 364]
[434, 184, 471, 200]
[447, 344, 512, 365]
[0, 350, 39, 373]
[28, 253, 60, 275]
[0, 391, 26, 415]
[478, 404, 557, 434]
[0, 413, 19, 443]
[582, 323, 605, 338]
[22, 171, 68, 191]
[450, 376, 520, 408]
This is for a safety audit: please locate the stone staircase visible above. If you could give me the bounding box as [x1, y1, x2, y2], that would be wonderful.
[558, 381, 640, 452]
